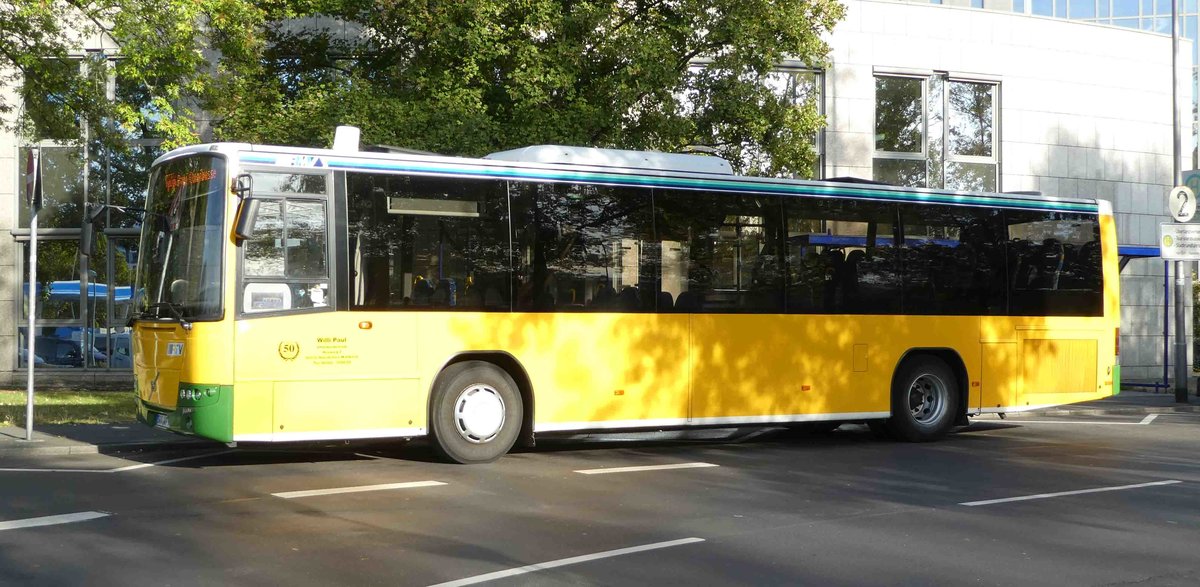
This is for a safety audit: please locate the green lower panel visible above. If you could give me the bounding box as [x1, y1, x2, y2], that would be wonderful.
[137, 384, 234, 443]
[1113, 364, 1121, 396]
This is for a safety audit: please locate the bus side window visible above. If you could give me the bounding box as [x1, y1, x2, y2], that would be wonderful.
[654, 189, 786, 313]
[511, 181, 655, 313]
[899, 204, 1006, 316]
[241, 197, 330, 314]
[346, 172, 511, 311]
[1005, 210, 1102, 317]
[785, 197, 901, 315]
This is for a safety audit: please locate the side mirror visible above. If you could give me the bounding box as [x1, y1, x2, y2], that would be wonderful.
[232, 174, 257, 241]
[234, 198, 260, 241]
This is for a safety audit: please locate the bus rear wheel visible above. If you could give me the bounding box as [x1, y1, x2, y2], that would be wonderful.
[886, 355, 959, 442]
[430, 361, 523, 464]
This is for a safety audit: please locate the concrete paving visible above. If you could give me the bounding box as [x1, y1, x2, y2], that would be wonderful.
[0, 391, 1193, 458]
[1, 398, 1197, 586]
[0, 423, 220, 456]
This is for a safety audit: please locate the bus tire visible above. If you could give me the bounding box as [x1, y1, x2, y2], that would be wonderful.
[886, 355, 959, 442]
[430, 361, 523, 464]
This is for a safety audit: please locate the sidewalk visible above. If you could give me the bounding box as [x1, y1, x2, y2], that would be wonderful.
[1, 391, 1195, 457]
[1030, 390, 1200, 417]
[0, 423, 221, 457]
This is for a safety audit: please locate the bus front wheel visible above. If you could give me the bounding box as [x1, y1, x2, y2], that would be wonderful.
[430, 361, 523, 464]
[886, 355, 959, 442]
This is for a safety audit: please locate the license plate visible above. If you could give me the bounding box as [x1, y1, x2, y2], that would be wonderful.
[154, 413, 170, 429]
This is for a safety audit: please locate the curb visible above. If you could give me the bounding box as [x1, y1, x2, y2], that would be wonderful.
[1030, 405, 1200, 417]
[0, 439, 223, 457]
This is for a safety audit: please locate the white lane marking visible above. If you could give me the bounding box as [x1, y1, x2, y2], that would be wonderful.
[960, 480, 1183, 507]
[0, 511, 110, 532]
[0, 450, 234, 474]
[109, 450, 237, 472]
[428, 537, 705, 587]
[272, 480, 446, 499]
[575, 462, 719, 475]
[993, 414, 1160, 425]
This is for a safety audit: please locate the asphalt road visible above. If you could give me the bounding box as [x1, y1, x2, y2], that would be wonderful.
[1, 412, 1198, 586]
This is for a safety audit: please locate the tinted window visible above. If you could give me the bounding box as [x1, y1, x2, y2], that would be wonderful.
[900, 204, 1007, 315]
[1005, 211, 1102, 316]
[785, 197, 900, 314]
[346, 173, 510, 311]
[655, 189, 786, 313]
[511, 182, 655, 312]
[250, 172, 327, 194]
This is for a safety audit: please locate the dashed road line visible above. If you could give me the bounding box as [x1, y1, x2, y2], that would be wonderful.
[272, 480, 446, 499]
[575, 462, 719, 475]
[427, 537, 706, 587]
[0, 511, 110, 532]
[960, 479, 1183, 507]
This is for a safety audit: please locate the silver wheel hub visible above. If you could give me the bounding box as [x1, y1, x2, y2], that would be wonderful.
[454, 384, 505, 443]
[908, 374, 948, 426]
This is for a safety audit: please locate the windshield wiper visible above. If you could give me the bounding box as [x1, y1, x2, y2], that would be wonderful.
[133, 302, 193, 331]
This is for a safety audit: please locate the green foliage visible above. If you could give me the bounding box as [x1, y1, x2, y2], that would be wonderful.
[4, 0, 844, 176]
[1, 0, 266, 149]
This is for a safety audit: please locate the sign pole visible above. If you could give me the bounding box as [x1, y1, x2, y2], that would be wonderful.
[1171, 0, 1188, 403]
[26, 201, 37, 440]
[24, 146, 40, 441]
[1165, 186, 1195, 403]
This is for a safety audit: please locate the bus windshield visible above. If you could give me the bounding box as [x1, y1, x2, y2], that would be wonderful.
[133, 154, 226, 321]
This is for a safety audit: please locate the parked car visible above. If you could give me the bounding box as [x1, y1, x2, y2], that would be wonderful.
[34, 337, 107, 368]
[18, 348, 46, 367]
[94, 333, 131, 368]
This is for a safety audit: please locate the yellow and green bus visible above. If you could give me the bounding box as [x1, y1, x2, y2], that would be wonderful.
[129, 130, 1119, 463]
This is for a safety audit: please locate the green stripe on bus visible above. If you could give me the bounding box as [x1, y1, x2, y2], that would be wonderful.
[239, 154, 1099, 214]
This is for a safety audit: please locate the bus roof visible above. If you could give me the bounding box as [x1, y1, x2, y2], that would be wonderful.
[484, 145, 734, 176]
[152, 142, 1105, 215]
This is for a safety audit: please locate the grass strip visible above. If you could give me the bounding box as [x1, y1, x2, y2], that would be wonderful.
[0, 390, 136, 426]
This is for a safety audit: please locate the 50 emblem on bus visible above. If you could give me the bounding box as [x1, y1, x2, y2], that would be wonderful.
[278, 341, 300, 361]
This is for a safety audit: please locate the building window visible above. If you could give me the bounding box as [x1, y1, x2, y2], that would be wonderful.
[12, 58, 164, 372]
[764, 67, 826, 179]
[873, 73, 999, 192]
[18, 146, 85, 229]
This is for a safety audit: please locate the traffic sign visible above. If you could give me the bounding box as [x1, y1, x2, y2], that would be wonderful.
[1183, 169, 1200, 195]
[1160, 223, 1200, 259]
[1168, 185, 1195, 222]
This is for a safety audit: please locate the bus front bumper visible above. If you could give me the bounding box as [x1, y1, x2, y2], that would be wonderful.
[136, 384, 234, 443]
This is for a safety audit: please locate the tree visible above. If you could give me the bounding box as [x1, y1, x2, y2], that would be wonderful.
[3, 0, 844, 177]
[0, 0, 265, 149]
